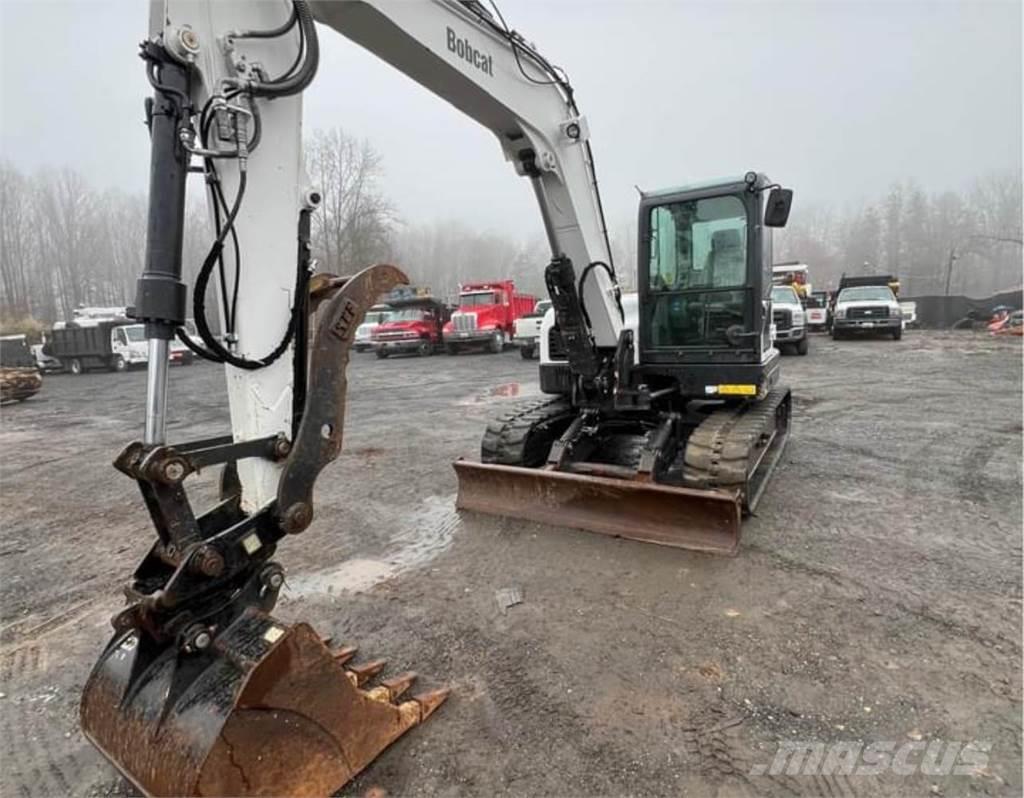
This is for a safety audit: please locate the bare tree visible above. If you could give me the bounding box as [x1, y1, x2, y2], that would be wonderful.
[388, 220, 545, 300]
[305, 128, 396, 275]
[0, 162, 34, 320]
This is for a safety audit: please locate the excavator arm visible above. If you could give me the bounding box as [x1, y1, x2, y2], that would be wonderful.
[81, 2, 626, 795]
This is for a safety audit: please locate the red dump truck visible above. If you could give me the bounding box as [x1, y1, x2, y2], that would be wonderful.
[372, 294, 453, 358]
[442, 280, 538, 354]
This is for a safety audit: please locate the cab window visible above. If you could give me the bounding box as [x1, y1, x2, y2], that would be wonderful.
[770, 286, 799, 305]
[646, 195, 750, 348]
[648, 196, 747, 292]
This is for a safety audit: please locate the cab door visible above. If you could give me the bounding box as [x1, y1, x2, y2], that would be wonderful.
[639, 192, 757, 363]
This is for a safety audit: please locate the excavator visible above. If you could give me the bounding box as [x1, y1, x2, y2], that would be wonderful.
[80, 1, 793, 795]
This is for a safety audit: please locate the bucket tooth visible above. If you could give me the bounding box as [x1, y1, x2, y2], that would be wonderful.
[379, 671, 418, 701]
[412, 688, 451, 721]
[348, 658, 388, 686]
[332, 644, 358, 665]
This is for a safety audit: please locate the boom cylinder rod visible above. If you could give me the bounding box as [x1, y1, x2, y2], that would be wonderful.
[136, 48, 190, 444]
[144, 339, 170, 444]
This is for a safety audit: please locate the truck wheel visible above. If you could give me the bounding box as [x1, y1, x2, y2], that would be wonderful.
[417, 341, 433, 357]
[489, 332, 504, 354]
[69, 358, 83, 375]
[520, 345, 535, 360]
[375, 349, 389, 360]
[892, 327, 903, 341]
[796, 336, 809, 356]
[112, 355, 127, 372]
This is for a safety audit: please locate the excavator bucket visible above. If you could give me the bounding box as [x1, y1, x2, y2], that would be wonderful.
[81, 608, 448, 796]
[453, 460, 743, 555]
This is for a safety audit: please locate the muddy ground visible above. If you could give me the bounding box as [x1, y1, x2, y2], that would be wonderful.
[1, 330, 1021, 797]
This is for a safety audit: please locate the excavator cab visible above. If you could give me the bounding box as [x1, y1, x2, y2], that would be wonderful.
[456, 172, 793, 555]
[637, 172, 789, 398]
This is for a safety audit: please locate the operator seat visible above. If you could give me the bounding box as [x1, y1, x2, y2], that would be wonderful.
[707, 228, 744, 287]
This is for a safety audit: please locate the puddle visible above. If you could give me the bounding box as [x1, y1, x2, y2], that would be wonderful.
[458, 381, 541, 405]
[286, 559, 396, 596]
[284, 495, 459, 599]
[824, 488, 877, 504]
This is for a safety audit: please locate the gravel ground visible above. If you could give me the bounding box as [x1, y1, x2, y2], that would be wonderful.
[0, 330, 1021, 797]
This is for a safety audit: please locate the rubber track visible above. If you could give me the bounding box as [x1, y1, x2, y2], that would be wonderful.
[683, 387, 790, 492]
[481, 397, 574, 466]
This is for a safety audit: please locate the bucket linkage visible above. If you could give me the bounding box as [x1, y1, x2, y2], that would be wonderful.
[81, 264, 447, 797]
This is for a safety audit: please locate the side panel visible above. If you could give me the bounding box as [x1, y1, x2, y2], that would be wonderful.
[512, 294, 538, 320]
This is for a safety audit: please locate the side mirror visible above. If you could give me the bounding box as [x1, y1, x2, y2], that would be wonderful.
[764, 187, 793, 228]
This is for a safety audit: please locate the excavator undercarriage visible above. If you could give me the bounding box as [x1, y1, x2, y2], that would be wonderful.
[456, 172, 794, 556]
[455, 385, 791, 555]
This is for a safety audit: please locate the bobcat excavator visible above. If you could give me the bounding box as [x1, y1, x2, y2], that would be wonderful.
[81, 0, 793, 795]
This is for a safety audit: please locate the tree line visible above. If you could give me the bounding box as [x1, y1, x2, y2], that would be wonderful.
[775, 173, 1022, 297]
[0, 127, 559, 332]
[2, 126, 1020, 334]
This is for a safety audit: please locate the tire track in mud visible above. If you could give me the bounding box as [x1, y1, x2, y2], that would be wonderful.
[0, 644, 48, 682]
[0, 675, 92, 798]
[0, 595, 113, 649]
[679, 707, 863, 798]
[1, 712, 91, 797]
[283, 496, 461, 600]
[747, 544, 1021, 654]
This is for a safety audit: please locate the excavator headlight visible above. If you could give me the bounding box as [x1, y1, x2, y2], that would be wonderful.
[303, 188, 322, 210]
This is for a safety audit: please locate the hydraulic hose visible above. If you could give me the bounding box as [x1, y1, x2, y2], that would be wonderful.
[247, 1, 319, 98]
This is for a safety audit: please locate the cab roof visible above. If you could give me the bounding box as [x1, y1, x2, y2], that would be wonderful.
[640, 173, 772, 203]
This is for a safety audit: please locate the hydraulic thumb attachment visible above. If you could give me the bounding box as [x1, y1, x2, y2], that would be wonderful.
[80, 264, 448, 797]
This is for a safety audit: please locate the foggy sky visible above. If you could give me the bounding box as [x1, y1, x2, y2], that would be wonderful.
[2, 0, 1021, 240]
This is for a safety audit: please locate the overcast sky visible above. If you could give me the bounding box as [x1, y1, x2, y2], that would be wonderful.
[2, 0, 1021, 239]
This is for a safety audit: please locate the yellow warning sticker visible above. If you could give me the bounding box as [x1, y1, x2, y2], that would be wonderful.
[717, 384, 757, 396]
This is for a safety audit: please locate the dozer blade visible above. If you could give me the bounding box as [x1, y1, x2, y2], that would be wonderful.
[80, 609, 447, 796]
[453, 460, 742, 555]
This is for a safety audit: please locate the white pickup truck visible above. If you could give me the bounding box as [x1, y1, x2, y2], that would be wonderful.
[512, 299, 552, 359]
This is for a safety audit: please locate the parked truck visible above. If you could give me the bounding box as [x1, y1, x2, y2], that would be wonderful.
[44, 317, 141, 374]
[44, 317, 197, 374]
[805, 290, 830, 331]
[512, 298, 552, 359]
[769, 284, 809, 355]
[354, 304, 393, 352]
[442, 280, 538, 355]
[373, 295, 452, 358]
[772, 262, 812, 300]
